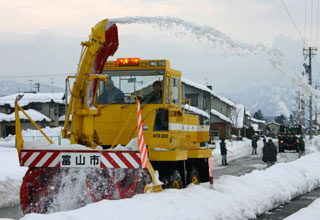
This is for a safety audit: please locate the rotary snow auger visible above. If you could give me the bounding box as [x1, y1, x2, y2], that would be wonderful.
[15, 19, 213, 214]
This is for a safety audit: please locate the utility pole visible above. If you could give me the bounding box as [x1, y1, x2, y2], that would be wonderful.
[303, 47, 317, 139]
[34, 83, 40, 92]
[28, 80, 33, 92]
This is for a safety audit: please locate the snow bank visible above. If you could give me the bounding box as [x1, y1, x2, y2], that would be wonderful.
[0, 148, 27, 208]
[16, 153, 320, 220]
[284, 198, 320, 220]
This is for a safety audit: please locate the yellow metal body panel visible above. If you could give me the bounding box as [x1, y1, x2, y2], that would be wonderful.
[149, 150, 188, 161]
[187, 148, 212, 158]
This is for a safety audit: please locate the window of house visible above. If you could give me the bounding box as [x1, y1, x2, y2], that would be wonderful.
[186, 94, 198, 106]
[59, 104, 66, 116]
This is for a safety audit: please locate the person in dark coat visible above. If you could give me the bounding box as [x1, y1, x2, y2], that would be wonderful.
[220, 139, 228, 165]
[262, 139, 277, 167]
[298, 136, 305, 158]
[251, 136, 258, 155]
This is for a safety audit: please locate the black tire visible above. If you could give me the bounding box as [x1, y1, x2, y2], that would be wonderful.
[160, 169, 183, 189]
[187, 167, 200, 185]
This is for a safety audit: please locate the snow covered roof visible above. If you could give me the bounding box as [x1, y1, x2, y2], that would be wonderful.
[183, 104, 210, 118]
[266, 121, 280, 126]
[211, 109, 232, 124]
[216, 95, 236, 108]
[182, 78, 217, 97]
[59, 114, 72, 122]
[251, 123, 259, 131]
[0, 109, 51, 122]
[250, 117, 266, 124]
[234, 104, 245, 128]
[0, 92, 65, 108]
[245, 111, 251, 116]
[182, 78, 236, 108]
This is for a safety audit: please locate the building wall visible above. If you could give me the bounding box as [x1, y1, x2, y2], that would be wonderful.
[211, 96, 234, 120]
[182, 83, 211, 116]
[210, 122, 231, 140]
[1, 120, 50, 137]
[269, 124, 280, 137]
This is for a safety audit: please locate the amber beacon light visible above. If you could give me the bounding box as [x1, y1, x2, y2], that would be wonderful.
[116, 58, 140, 66]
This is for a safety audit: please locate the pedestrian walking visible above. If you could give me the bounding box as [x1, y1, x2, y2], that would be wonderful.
[298, 136, 305, 158]
[262, 139, 277, 167]
[251, 135, 258, 155]
[220, 139, 228, 166]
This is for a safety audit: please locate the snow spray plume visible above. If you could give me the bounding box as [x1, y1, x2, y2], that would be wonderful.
[110, 16, 320, 101]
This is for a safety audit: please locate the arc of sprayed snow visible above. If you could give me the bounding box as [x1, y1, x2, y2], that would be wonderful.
[110, 16, 320, 98]
[110, 16, 264, 53]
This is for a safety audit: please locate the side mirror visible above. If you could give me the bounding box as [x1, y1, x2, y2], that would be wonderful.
[124, 96, 136, 104]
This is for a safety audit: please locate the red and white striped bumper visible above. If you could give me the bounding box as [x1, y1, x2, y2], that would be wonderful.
[19, 150, 142, 168]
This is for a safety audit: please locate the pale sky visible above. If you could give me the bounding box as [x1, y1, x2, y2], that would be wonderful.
[0, 0, 318, 96]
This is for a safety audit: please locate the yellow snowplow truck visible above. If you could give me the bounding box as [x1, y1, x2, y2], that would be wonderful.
[15, 19, 213, 214]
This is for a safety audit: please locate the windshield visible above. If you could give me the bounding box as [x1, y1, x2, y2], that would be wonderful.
[96, 69, 165, 104]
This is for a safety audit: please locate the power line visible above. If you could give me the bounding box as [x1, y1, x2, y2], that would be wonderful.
[280, 0, 306, 45]
[0, 73, 73, 79]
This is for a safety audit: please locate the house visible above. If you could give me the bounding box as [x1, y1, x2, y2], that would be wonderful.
[182, 78, 212, 116]
[250, 117, 266, 136]
[0, 92, 66, 128]
[182, 78, 237, 140]
[210, 109, 232, 140]
[0, 109, 51, 137]
[267, 121, 280, 137]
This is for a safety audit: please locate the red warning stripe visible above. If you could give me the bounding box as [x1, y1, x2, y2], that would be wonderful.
[137, 100, 148, 168]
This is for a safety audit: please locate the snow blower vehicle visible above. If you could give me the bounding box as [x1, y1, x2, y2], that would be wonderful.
[278, 124, 303, 153]
[15, 19, 213, 214]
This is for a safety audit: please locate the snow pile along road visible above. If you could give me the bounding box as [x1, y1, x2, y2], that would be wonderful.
[16, 152, 320, 220]
[0, 148, 27, 208]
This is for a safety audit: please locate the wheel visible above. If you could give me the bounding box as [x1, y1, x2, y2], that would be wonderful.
[187, 167, 200, 185]
[160, 169, 183, 189]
